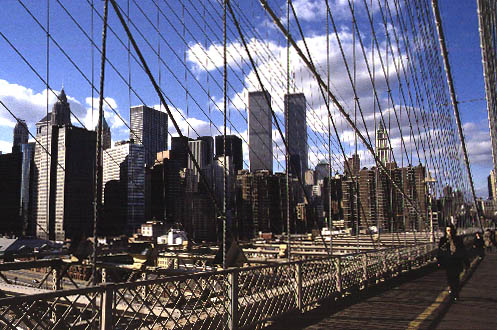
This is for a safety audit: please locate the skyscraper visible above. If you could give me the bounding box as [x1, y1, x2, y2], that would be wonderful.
[34, 126, 96, 241]
[33, 89, 96, 242]
[0, 152, 23, 236]
[50, 89, 72, 127]
[171, 136, 192, 168]
[12, 120, 28, 153]
[101, 116, 112, 150]
[489, 169, 497, 200]
[284, 93, 307, 179]
[344, 154, 360, 177]
[248, 91, 272, 172]
[315, 162, 330, 182]
[215, 135, 243, 172]
[102, 140, 145, 235]
[187, 137, 214, 179]
[35, 89, 72, 136]
[376, 121, 391, 165]
[20, 142, 35, 236]
[130, 105, 168, 167]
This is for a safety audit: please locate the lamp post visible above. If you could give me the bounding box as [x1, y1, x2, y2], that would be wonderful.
[424, 172, 436, 242]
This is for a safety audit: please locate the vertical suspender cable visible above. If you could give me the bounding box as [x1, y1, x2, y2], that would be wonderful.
[93, 0, 109, 285]
[45, 0, 50, 240]
[223, 0, 228, 269]
[431, 0, 482, 230]
[286, 0, 291, 261]
[326, 0, 333, 256]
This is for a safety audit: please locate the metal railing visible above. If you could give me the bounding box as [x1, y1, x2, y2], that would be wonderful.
[0, 242, 439, 329]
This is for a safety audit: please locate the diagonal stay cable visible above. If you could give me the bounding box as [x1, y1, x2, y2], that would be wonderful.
[108, 0, 222, 220]
[431, 0, 482, 229]
[260, 0, 427, 223]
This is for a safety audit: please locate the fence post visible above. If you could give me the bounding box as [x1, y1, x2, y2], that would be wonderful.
[362, 254, 368, 286]
[101, 268, 107, 284]
[336, 256, 342, 294]
[139, 272, 147, 301]
[101, 284, 114, 330]
[228, 270, 239, 330]
[397, 247, 402, 274]
[52, 267, 61, 291]
[407, 246, 412, 271]
[296, 262, 303, 311]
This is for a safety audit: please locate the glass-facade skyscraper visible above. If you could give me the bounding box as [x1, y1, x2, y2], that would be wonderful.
[248, 91, 272, 172]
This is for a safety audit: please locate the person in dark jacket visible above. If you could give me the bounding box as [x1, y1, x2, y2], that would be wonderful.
[473, 232, 485, 259]
[437, 225, 467, 301]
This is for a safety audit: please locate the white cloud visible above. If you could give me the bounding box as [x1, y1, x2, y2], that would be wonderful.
[463, 121, 492, 166]
[0, 140, 12, 154]
[0, 79, 86, 132]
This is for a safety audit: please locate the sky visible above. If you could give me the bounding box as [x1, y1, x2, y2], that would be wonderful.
[0, 0, 492, 199]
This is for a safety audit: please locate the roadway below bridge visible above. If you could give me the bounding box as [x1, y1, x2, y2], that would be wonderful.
[266, 250, 497, 330]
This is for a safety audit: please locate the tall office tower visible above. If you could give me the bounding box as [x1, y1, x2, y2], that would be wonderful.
[35, 89, 72, 136]
[197, 136, 214, 166]
[341, 178, 358, 233]
[51, 89, 72, 126]
[12, 120, 29, 153]
[489, 169, 497, 200]
[170, 136, 192, 168]
[100, 116, 112, 150]
[187, 137, 213, 179]
[0, 152, 23, 236]
[150, 157, 184, 224]
[130, 105, 168, 167]
[358, 168, 377, 231]
[304, 169, 315, 185]
[183, 192, 217, 242]
[236, 170, 286, 237]
[207, 156, 236, 207]
[344, 154, 360, 177]
[376, 121, 391, 165]
[489, 174, 494, 200]
[401, 164, 426, 231]
[102, 140, 145, 235]
[322, 174, 343, 223]
[315, 162, 330, 182]
[33, 126, 96, 242]
[20, 143, 35, 236]
[33, 89, 96, 241]
[284, 93, 307, 179]
[248, 91, 273, 172]
[215, 135, 243, 172]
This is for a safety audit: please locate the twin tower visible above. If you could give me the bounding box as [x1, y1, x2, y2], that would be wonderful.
[248, 91, 307, 179]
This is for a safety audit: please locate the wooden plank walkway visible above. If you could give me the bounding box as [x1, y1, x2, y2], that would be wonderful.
[266, 250, 496, 329]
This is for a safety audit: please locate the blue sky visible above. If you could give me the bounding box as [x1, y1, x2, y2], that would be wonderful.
[0, 0, 492, 198]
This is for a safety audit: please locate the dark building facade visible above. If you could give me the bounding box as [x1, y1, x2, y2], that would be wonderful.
[234, 170, 301, 239]
[130, 105, 168, 167]
[284, 93, 307, 180]
[34, 125, 96, 241]
[150, 158, 184, 224]
[12, 120, 29, 153]
[215, 135, 243, 172]
[170, 136, 192, 169]
[344, 154, 360, 177]
[20, 143, 35, 236]
[0, 152, 23, 236]
[33, 90, 96, 242]
[248, 91, 273, 172]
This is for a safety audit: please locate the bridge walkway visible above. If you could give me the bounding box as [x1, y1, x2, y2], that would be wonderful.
[267, 250, 497, 330]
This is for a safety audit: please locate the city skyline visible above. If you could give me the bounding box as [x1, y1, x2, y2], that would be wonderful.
[0, 0, 490, 199]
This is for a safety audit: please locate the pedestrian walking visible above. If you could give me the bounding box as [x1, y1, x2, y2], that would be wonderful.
[473, 232, 484, 259]
[484, 229, 492, 253]
[437, 225, 467, 301]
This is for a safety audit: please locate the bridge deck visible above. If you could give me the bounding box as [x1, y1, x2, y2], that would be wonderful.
[267, 251, 497, 330]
